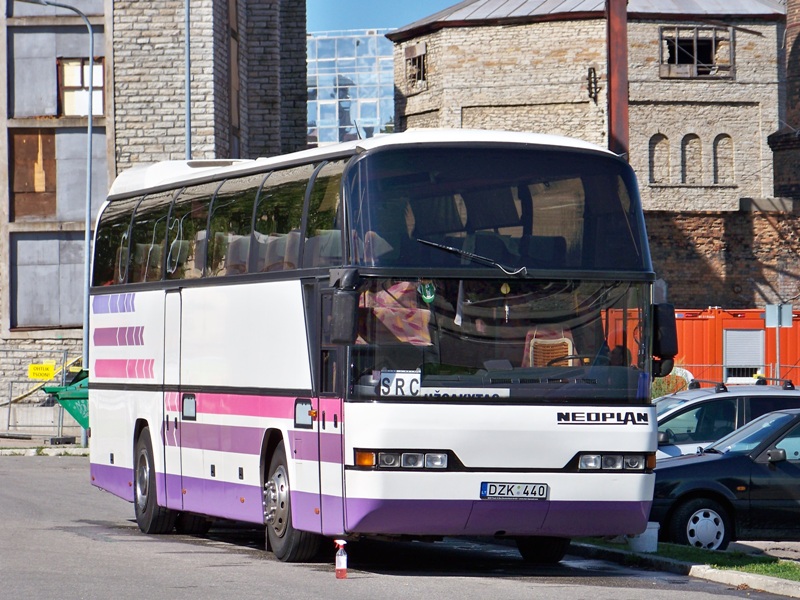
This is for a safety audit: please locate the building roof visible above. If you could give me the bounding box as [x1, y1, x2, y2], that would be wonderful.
[389, 0, 786, 41]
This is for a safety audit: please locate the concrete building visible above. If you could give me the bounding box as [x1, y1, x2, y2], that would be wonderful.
[388, 0, 794, 309]
[306, 28, 395, 146]
[0, 0, 306, 383]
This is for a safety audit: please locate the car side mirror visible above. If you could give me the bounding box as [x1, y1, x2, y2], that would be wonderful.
[657, 431, 669, 445]
[767, 448, 787, 463]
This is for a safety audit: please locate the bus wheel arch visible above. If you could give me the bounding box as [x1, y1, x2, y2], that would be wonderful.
[133, 424, 176, 534]
[263, 438, 321, 561]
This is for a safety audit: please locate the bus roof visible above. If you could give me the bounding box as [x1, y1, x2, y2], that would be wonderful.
[107, 128, 616, 199]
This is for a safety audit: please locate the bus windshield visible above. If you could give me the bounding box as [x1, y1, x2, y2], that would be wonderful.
[345, 146, 649, 272]
[349, 277, 651, 403]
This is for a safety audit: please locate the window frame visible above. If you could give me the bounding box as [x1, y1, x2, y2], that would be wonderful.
[658, 25, 735, 79]
[57, 57, 105, 117]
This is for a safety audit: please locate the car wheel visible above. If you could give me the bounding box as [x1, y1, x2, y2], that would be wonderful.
[669, 498, 731, 550]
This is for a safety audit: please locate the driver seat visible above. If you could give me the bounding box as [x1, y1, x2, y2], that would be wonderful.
[523, 328, 576, 367]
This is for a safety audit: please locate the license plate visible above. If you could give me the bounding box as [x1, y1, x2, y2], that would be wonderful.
[480, 482, 549, 500]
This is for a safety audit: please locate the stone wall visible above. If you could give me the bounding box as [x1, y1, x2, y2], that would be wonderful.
[627, 19, 781, 211]
[394, 20, 608, 147]
[647, 211, 800, 308]
[113, 0, 306, 166]
[0, 340, 82, 403]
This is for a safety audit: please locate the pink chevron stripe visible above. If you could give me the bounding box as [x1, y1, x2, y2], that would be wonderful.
[94, 358, 155, 379]
[94, 326, 145, 347]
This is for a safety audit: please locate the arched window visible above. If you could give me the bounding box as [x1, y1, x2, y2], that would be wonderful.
[648, 134, 670, 184]
[681, 134, 702, 184]
[713, 134, 734, 184]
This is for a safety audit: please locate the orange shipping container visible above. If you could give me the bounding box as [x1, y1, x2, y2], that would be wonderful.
[675, 307, 800, 384]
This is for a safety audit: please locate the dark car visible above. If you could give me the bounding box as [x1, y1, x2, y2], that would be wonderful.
[650, 408, 800, 550]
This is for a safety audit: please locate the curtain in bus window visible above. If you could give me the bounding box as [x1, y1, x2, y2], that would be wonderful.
[253, 164, 315, 272]
[208, 173, 267, 277]
[128, 191, 172, 283]
[166, 183, 217, 280]
[92, 196, 139, 286]
[304, 160, 346, 268]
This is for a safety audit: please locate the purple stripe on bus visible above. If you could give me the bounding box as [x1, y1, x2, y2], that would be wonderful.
[93, 326, 145, 347]
[92, 293, 136, 315]
[167, 473, 265, 523]
[289, 429, 342, 463]
[291, 491, 345, 535]
[90, 462, 134, 503]
[166, 422, 343, 464]
[176, 422, 265, 454]
[94, 358, 155, 379]
[342, 498, 651, 537]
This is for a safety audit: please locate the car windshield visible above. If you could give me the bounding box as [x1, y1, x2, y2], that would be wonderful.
[707, 411, 795, 455]
[654, 394, 694, 417]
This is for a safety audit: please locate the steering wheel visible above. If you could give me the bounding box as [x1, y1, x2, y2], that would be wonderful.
[547, 354, 610, 367]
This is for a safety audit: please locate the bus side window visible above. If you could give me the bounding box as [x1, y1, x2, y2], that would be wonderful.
[304, 160, 346, 268]
[167, 184, 216, 280]
[92, 196, 138, 286]
[128, 191, 172, 283]
[253, 164, 315, 272]
[208, 174, 265, 277]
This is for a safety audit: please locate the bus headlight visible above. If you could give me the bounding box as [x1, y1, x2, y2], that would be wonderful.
[357, 449, 450, 470]
[578, 453, 649, 471]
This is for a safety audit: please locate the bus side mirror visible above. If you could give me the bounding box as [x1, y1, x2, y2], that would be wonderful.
[330, 268, 360, 344]
[652, 303, 677, 378]
[331, 289, 359, 344]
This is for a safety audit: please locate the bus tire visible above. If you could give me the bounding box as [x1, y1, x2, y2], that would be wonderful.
[134, 427, 176, 534]
[175, 512, 212, 535]
[264, 441, 321, 562]
[515, 536, 570, 563]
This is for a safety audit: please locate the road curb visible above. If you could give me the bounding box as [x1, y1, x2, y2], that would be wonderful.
[570, 541, 800, 598]
[0, 447, 89, 457]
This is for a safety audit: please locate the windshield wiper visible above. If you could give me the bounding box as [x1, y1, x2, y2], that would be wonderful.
[417, 238, 527, 276]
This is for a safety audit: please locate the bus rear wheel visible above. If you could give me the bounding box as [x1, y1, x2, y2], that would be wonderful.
[516, 536, 570, 563]
[134, 427, 176, 534]
[264, 441, 321, 562]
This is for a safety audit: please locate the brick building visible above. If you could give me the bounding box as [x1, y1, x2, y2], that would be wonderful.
[388, 0, 794, 309]
[0, 0, 305, 381]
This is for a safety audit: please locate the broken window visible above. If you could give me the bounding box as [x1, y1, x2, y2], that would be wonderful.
[659, 26, 734, 79]
[58, 57, 104, 116]
[405, 42, 427, 91]
[9, 128, 56, 221]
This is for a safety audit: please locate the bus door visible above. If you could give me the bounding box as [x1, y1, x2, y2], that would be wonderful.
[163, 289, 185, 511]
[318, 289, 345, 535]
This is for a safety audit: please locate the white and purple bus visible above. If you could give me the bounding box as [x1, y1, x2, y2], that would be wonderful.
[88, 129, 677, 563]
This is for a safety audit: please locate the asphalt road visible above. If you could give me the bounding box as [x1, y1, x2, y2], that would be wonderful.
[0, 455, 790, 600]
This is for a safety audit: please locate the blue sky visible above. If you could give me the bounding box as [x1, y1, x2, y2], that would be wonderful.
[307, 0, 458, 32]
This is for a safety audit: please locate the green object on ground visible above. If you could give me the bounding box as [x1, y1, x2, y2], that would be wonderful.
[43, 369, 89, 430]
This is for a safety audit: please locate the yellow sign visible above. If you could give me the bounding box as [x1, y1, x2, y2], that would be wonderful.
[28, 363, 56, 381]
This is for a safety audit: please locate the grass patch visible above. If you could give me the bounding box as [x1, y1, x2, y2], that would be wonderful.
[580, 538, 800, 582]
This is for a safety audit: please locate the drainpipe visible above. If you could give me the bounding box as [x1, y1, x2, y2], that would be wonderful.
[607, 0, 629, 157]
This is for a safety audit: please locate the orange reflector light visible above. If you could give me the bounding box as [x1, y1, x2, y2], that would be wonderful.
[646, 454, 657, 470]
[355, 451, 376, 467]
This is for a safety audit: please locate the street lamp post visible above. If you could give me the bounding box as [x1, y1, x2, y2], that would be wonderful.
[16, 0, 94, 372]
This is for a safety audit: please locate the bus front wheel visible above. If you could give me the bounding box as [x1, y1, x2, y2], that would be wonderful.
[134, 427, 176, 534]
[516, 536, 570, 563]
[264, 440, 321, 562]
